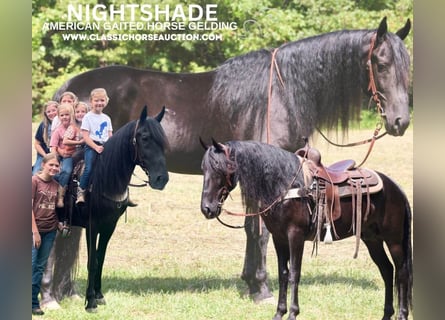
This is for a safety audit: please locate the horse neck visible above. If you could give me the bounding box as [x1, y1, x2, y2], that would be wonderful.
[232, 142, 299, 205]
[278, 30, 372, 132]
[91, 127, 136, 196]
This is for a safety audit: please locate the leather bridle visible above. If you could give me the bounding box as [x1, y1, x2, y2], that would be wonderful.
[130, 119, 151, 186]
[366, 32, 386, 118]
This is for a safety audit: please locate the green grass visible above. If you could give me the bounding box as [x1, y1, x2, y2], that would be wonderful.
[32, 126, 413, 320]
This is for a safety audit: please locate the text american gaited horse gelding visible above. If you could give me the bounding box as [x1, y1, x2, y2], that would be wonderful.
[200, 140, 413, 320]
[59, 106, 169, 312]
[51, 17, 411, 302]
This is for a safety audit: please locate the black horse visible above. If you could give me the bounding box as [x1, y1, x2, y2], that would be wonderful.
[58, 106, 169, 312]
[200, 140, 413, 320]
[52, 17, 411, 302]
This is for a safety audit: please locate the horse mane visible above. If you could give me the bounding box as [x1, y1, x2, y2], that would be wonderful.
[227, 141, 304, 206]
[89, 117, 168, 207]
[209, 28, 409, 137]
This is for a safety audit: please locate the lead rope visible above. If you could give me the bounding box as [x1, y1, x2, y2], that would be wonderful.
[257, 47, 286, 235]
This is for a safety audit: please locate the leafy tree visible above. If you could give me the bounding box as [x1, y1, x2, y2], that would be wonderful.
[32, 0, 413, 118]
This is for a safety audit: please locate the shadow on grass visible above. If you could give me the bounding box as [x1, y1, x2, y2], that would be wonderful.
[73, 272, 379, 298]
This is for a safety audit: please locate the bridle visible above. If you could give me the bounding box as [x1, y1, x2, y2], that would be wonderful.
[129, 119, 151, 187]
[366, 32, 386, 119]
[215, 146, 237, 216]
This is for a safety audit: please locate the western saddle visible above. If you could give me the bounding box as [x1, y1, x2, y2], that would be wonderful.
[289, 143, 383, 257]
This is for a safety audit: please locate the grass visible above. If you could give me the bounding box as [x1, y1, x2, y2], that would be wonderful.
[32, 125, 413, 320]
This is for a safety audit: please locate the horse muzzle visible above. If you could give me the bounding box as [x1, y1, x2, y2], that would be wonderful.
[148, 172, 169, 190]
[201, 202, 222, 219]
[384, 112, 410, 136]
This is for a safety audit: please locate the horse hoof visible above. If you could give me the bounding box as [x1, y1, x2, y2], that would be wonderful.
[257, 296, 276, 305]
[85, 306, 98, 313]
[96, 297, 106, 305]
[252, 292, 275, 304]
[85, 299, 98, 312]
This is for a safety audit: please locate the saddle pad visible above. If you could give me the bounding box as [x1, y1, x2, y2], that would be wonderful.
[338, 168, 383, 197]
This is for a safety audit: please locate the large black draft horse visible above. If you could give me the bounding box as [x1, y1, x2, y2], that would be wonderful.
[52, 17, 411, 302]
[200, 140, 413, 320]
[60, 106, 169, 312]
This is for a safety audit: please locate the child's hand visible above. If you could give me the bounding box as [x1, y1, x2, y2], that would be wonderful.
[33, 232, 41, 248]
[95, 145, 104, 154]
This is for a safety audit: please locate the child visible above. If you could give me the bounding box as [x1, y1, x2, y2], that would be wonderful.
[76, 88, 113, 204]
[51, 91, 78, 132]
[32, 153, 62, 316]
[49, 103, 77, 208]
[32, 101, 58, 175]
[63, 101, 88, 152]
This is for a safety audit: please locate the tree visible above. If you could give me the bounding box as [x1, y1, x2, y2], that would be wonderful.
[32, 0, 413, 118]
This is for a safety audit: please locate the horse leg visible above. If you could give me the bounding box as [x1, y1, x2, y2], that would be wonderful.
[271, 237, 290, 320]
[363, 239, 395, 320]
[93, 224, 117, 305]
[52, 226, 82, 301]
[241, 211, 273, 302]
[385, 241, 411, 320]
[286, 228, 305, 320]
[85, 225, 99, 312]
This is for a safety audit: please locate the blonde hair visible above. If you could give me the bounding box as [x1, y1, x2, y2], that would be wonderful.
[75, 101, 89, 113]
[90, 88, 109, 104]
[59, 91, 79, 106]
[42, 101, 59, 146]
[57, 103, 75, 124]
[35, 152, 60, 174]
[42, 152, 59, 164]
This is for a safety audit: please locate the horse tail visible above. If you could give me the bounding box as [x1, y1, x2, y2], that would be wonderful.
[402, 194, 413, 311]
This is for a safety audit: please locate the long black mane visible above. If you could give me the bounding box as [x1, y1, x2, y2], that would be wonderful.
[89, 117, 167, 210]
[210, 28, 409, 137]
[215, 141, 305, 206]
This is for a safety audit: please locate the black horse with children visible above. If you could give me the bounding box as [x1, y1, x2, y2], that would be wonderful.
[57, 106, 169, 312]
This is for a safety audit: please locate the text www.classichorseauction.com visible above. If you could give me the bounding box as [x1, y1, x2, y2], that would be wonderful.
[59, 32, 224, 42]
[42, 3, 237, 42]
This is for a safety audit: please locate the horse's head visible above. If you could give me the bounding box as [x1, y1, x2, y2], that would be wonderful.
[366, 17, 411, 136]
[200, 139, 238, 219]
[134, 106, 169, 190]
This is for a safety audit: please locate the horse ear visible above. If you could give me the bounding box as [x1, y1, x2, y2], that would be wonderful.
[211, 138, 225, 153]
[396, 18, 411, 40]
[199, 137, 209, 150]
[155, 106, 166, 122]
[140, 105, 148, 122]
[376, 17, 388, 44]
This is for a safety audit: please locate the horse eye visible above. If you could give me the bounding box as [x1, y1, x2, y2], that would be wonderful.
[377, 63, 387, 72]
